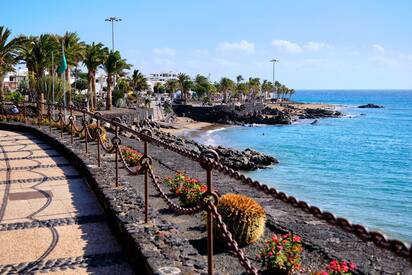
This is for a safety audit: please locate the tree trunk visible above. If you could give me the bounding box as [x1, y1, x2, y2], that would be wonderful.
[87, 70, 93, 110]
[65, 67, 72, 105]
[92, 74, 97, 110]
[0, 73, 5, 100]
[223, 89, 227, 103]
[106, 75, 112, 110]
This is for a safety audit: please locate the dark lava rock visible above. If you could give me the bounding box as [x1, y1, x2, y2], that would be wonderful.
[358, 103, 384, 108]
[156, 131, 278, 171]
[300, 108, 342, 119]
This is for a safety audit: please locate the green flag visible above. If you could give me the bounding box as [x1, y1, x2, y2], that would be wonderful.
[56, 51, 67, 74]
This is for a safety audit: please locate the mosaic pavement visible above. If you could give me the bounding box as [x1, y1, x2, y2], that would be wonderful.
[0, 130, 134, 274]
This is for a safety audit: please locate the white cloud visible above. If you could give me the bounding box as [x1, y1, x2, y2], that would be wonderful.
[153, 47, 176, 56]
[370, 55, 397, 66]
[303, 42, 331, 51]
[349, 51, 361, 56]
[271, 40, 302, 53]
[399, 53, 412, 61]
[372, 44, 385, 53]
[194, 49, 209, 54]
[271, 40, 331, 53]
[217, 40, 255, 53]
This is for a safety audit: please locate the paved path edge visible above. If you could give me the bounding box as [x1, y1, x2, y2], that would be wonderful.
[0, 122, 151, 275]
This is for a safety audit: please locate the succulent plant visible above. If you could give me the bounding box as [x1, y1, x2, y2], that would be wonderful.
[217, 193, 266, 245]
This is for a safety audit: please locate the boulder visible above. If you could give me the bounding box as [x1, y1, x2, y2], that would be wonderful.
[358, 103, 383, 108]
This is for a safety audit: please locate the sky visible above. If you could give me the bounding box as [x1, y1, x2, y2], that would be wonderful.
[2, 0, 412, 89]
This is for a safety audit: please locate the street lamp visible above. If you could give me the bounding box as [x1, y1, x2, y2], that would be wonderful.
[270, 59, 279, 100]
[270, 59, 279, 84]
[105, 16, 122, 52]
[105, 16, 122, 95]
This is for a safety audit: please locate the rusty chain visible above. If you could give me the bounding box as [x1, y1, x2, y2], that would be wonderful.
[205, 201, 259, 275]
[97, 131, 116, 153]
[118, 145, 139, 175]
[2, 100, 411, 266]
[202, 158, 412, 260]
[147, 164, 205, 215]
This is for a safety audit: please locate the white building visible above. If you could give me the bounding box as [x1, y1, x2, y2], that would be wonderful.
[2, 68, 28, 91]
[146, 71, 178, 91]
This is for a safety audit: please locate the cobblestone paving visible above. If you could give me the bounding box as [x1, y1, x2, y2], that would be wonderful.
[0, 130, 134, 274]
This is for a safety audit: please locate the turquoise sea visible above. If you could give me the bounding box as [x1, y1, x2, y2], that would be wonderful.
[198, 90, 412, 242]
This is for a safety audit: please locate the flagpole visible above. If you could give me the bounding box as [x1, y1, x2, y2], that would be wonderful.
[52, 51, 55, 115]
[62, 41, 66, 117]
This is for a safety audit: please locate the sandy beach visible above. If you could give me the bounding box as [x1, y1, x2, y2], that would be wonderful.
[160, 102, 338, 137]
[161, 117, 228, 137]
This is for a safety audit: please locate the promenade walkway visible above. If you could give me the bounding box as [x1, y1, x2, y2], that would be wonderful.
[0, 130, 133, 274]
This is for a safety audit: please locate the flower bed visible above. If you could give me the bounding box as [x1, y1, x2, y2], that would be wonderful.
[258, 233, 303, 274]
[121, 147, 143, 167]
[311, 260, 356, 275]
[163, 172, 207, 207]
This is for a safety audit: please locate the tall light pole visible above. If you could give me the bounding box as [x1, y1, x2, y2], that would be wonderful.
[105, 16, 122, 96]
[105, 16, 122, 52]
[270, 59, 279, 100]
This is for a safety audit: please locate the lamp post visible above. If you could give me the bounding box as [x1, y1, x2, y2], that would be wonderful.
[105, 16, 122, 98]
[270, 59, 279, 100]
[105, 16, 122, 52]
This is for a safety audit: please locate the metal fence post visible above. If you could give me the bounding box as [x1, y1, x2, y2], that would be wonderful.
[22, 101, 27, 124]
[83, 110, 88, 153]
[47, 105, 52, 133]
[96, 115, 101, 167]
[59, 105, 63, 138]
[144, 139, 148, 223]
[206, 166, 214, 275]
[200, 149, 219, 275]
[70, 106, 74, 144]
[114, 124, 119, 187]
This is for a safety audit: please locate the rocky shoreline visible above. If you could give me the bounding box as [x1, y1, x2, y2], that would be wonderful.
[3, 122, 411, 274]
[154, 130, 278, 170]
[173, 102, 343, 126]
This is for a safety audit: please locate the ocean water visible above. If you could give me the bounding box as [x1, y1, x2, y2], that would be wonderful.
[198, 90, 412, 242]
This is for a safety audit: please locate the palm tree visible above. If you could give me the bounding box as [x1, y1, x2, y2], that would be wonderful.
[274, 80, 282, 99]
[248, 77, 261, 99]
[237, 82, 249, 102]
[83, 42, 108, 109]
[236, 75, 243, 85]
[177, 73, 192, 103]
[289, 88, 295, 100]
[218, 77, 235, 103]
[0, 26, 25, 98]
[261, 80, 273, 100]
[193, 74, 210, 99]
[59, 32, 85, 104]
[130, 69, 148, 94]
[165, 78, 178, 98]
[102, 50, 131, 110]
[18, 34, 56, 100]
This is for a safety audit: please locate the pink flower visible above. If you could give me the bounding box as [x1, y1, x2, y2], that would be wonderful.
[293, 235, 301, 242]
[349, 262, 357, 271]
[268, 252, 273, 257]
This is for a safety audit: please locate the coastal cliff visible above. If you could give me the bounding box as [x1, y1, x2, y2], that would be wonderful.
[151, 129, 278, 170]
[173, 102, 342, 125]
